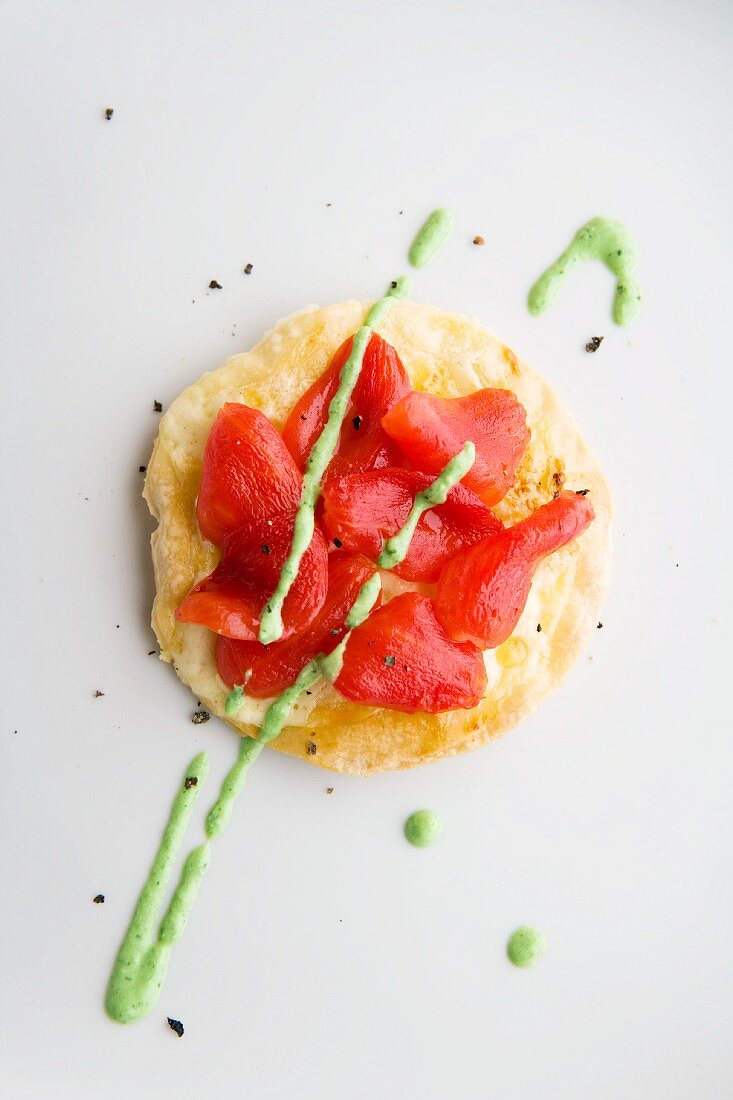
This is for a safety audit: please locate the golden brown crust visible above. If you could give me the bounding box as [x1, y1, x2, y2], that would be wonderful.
[144, 300, 612, 775]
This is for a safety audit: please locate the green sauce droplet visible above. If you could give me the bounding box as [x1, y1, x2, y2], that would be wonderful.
[528, 216, 641, 326]
[507, 925, 547, 968]
[404, 809, 444, 847]
[408, 208, 455, 268]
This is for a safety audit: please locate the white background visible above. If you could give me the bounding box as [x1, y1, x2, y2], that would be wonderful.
[2, 1, 732, 1097]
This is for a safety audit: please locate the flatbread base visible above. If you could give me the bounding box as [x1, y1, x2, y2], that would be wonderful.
[144, 300, 612, 775]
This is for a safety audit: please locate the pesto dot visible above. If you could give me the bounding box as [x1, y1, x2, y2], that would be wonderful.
[507, 925, 546, 968]
[404, 809, 444, 847]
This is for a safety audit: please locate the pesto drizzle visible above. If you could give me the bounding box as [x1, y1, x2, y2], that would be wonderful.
[258, 277, 412, 645]
[378, 442, 475, 569]
[105, 753, 210, 1024]
[408, 208, 455, 268]
[528, 216, 641, 326]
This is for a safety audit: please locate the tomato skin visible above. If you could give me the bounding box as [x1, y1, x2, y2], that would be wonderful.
[176, 514, 329, 640]
[381, 388, 530, 506]
[434, 492, 595, 648]
[334, 592, 487, 713]
[215, 551, 379, 696]
[282, 333, 411, 479]
[196, 402, 302, 546]
[321, 468, 503, 582]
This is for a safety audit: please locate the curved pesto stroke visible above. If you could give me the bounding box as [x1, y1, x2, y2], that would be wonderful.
[528, 216, 641, 326]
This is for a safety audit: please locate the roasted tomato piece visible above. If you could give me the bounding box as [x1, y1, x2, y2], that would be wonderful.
[215, 551, 379, 697]
[434, 491, 595, 648]
[176, 513, 328, 641]
[196, 402, 302, 545]
[282, 332, 411, 478]
[321, 468, 503, 582]
[381, 388, 530, 506]
[334, 592, 487, 713]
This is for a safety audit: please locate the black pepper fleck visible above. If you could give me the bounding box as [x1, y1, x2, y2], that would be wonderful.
[390, 280, 398, 289]
[384, 655, 396, 667]
[191, 710, 209, 725]
[326, 787, 334, 794]
[209, 280, 222, 290]
[167, 1017, 184, 1037]
[575, 488, 590, 496]
[243, 263, 253, 275]
[93, 690, 104, 698]
[306, 740, 317, 756]
[104, 108, 114, 120]
[537, 624, 542, 632]
[93, 894, 105, 904]
[333, 538, 343, 548]
[585, 336, 604, 353]
[153, 400, 163, 413]
[261, 544, 271, 555]
[184, 776, 198, 789]
[148, 650, 156, 656]
[139, 465, 146, 473]
[352, 415, 362, 431]
[597, 622, 603, 629]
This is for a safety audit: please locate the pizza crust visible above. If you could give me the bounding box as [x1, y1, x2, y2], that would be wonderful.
[144, 300, 612, 775]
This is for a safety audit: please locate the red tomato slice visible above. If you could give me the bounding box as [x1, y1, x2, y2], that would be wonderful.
[434, 491, 595, 648]
[215, 551, 379, 697]
[196, 402, 302, 546]
[321, 468, 503, 582]
[282, 332, 411, 479]
[334, 592, 487, 713]
[381, 388, 530, 506]
[176, 513, 328, 641]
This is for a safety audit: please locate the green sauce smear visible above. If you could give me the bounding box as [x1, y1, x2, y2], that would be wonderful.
[507, 925, 547, 968]
[528, 216, 641, 326]
[404, 809, 444, 847]
[258, 277, 412, 645]
[105, 753, 210, 1024]
[408, 208, 455, 268]
[378, 442, 475, 569]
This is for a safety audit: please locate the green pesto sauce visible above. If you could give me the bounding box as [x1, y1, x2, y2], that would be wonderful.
[105, 753, 210, 1024]
[205, 736, 263, 838]
[364, 275, 413, 327]
[258, 278, 412, 645]
[378, 442, 475, 569]
[408, 208, 455, 268]
[404, 809, 444, 847]
[528, 216, 641, 326]
[507, 925, 547, 968]
[318, 572, 382, 683]
[224, 684, 244, 715]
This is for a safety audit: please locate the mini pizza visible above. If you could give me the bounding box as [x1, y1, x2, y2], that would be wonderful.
[145, 299, 611, 775]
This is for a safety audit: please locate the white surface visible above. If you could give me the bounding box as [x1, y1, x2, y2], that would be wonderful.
[2, 1, 732, 1097]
